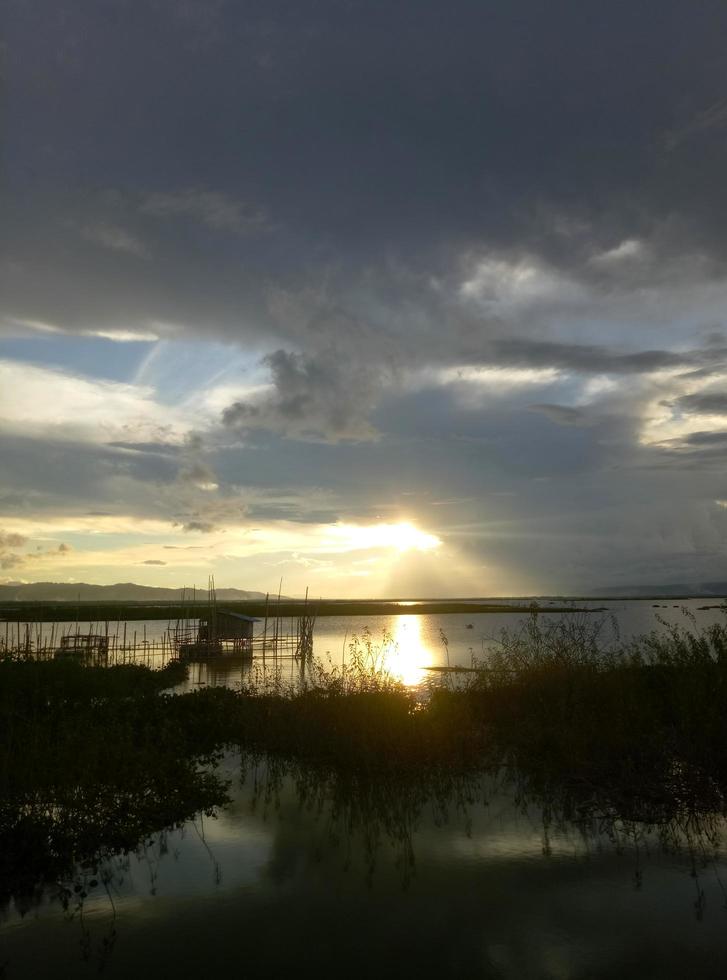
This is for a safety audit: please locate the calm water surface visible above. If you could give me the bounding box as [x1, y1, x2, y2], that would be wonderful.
[2, 752, 727, 978]
[110, 596, 724, 690]
[9, 597, 726, 689]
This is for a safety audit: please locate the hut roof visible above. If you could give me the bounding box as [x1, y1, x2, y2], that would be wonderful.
[217, 611, 260, 622]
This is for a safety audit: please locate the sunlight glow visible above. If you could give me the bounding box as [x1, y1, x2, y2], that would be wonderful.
[639, 370, 727, 447]
[389, 615, 435, 686]
[328, 521, 442, 553]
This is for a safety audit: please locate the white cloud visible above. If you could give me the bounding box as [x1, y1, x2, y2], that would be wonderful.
[435, 365, 562, 388]
[2, 316, 159, 343]
[0, 517, 444, 595]
[0, 360, 189, 444]
[0, 515, 176, 538]
[590, 238, 645, 264]
[91, 328, 160, 343]
[459, 256, 583, 309]
[580, 375, 620, 400]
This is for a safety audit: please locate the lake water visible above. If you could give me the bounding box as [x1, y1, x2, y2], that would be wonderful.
[6, 597, 726, 690]
[311, 597, 726, 686]
[2, 598, 727, 977]
[2, 752, 727, 979]
[44, 596, 718, 690]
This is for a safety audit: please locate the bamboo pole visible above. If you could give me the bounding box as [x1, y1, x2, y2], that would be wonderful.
[262, 592, 269, 668]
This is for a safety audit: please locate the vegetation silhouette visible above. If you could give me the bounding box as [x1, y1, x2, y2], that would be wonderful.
[0, 658, 229, 919]
[3, 606, 727, 938]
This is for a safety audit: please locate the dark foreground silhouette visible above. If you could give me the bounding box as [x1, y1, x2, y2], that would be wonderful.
[2, 611, 727, 921]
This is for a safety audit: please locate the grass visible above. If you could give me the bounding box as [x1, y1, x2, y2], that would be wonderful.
[428, 608, 727, 833]
[3, 606, 727, 912]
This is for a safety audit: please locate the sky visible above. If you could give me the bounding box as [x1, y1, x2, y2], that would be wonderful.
[2, 0, 727, 597]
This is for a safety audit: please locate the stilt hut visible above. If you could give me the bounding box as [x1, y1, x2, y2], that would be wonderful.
[198, 610, 259, 654]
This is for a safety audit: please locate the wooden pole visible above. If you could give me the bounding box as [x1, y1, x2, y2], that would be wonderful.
[262, 592, 269, 668]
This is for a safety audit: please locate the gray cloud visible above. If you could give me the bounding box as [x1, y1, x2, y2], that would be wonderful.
[178, 461, 218, 489]
[6, 2, 727, 343]
[222, 349, 385, 442]
[528, 405, 592, 427]
[683, 430, 727, 446]
[665, 97, 727, 151]
[491, 339, 694, 375]
[4, 1, 727, 589]
[182, 520, 216, 534]
[0, 532, 26, 550]
[139, 189, 268, 235]
[0, 529, 72, 570]
[674, 392, 727, 415]
[81, 222, 149, 258]
[0, 530, 26, 571]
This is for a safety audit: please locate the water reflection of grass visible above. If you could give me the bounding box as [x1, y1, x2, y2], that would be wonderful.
[3, 607, 727, 920]
[0, 657, 230, 916]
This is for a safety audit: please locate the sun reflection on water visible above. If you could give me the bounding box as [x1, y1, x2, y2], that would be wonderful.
[387, 615, 436, 686]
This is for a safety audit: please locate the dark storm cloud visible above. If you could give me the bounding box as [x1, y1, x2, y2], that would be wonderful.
[4, 0, 727, 589]
[7, 0, 727, 334]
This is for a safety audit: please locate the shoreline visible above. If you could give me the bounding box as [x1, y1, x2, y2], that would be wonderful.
[0, 598, 609, 622]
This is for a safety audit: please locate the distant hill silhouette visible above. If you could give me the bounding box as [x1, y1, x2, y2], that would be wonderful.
[0, 582, 272, 602]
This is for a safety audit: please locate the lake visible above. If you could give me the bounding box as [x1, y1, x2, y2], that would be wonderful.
[8, 597, 724, 690]
[2, 598, 727, 977]
[43, 595, 717, 690]
[2, 750, 727, 979]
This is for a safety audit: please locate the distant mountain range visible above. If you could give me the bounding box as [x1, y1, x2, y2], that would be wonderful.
[0, 582, 272, 603]
[1, 580, 725, 604]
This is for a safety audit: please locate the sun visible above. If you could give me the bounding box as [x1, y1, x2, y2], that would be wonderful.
[383, 522, 441, 552]
[328, 521, 441, 554]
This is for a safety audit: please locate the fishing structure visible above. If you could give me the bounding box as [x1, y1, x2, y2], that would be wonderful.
[0, 580, 317, 667]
